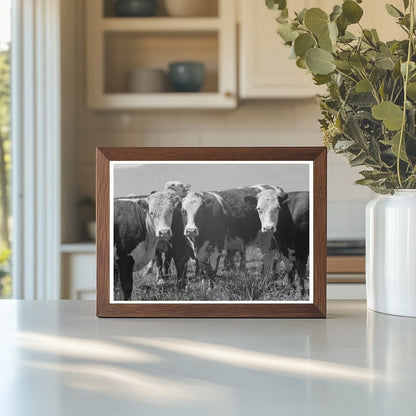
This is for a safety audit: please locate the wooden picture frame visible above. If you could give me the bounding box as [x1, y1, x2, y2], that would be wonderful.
[96, 147, 327, 318]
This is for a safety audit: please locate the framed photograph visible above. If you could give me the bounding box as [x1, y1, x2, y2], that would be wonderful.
[96, 147, 327, 318]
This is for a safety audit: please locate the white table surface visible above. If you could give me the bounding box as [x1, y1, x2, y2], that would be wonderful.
[0, 300, 415, 416]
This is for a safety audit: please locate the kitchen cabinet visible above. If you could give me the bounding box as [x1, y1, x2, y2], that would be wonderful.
[239, 0, 325, 99]
[86, 0, 237, 109]
[61, 245, 96, 300]
[238, 0, 404, 99]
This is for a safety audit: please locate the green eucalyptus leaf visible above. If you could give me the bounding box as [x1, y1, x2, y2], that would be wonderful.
[266, 0, 287, 11]
[318, 27, 334, 52]
[277, 23, 298, 43]
[382, 132, 409, 162]
[372, 101, 404, 130]
[336, 15, 348, 36]
[296, 8, 307, 23]
[333, 60, 353, 70]
[296, 57, 308, 69]
[401, 61, 416, 76]
[294, 33, 316, 58]
[355, 178, 377, 186]
[371, 29, 380, 42]
[330, 5, 342, 22]
[360, 170, 391, 180]
[350, 151, 367, 167]
[342, 0, 364, 24]
[304, 8, 329, 35]
[306, 48, 335, 75]
[328, 21, 338, 44]
[276, 14, 288, 24]
[375, 55, 395, 70]
[334, 139, 355, 151]
[356, 79, 372, 92]
[407, 82, 416, 99]
[313, 74, 332, 85]
[350, 54, 368, 70]
[385, 4, 404, 18]
[339, 31, 356, 43]
[363, 29, 376, 45]
[399, 14, 411, 29]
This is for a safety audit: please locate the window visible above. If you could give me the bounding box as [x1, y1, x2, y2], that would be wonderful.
[0, 0, 11, 298]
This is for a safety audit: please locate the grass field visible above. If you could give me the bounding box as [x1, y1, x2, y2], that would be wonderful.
[114, 247, 309, 302]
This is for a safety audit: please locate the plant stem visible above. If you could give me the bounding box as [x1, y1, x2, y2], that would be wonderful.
[397, 0, 415, 188]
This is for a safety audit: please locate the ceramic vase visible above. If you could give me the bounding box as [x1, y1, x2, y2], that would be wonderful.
[366, 190, 416, 317]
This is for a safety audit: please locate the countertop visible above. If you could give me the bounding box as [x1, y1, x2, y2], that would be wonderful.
[0, 300, 415, 415]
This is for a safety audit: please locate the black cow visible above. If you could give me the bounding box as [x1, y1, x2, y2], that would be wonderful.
[114, 190, 189, 300]
[181, 191, 228, 283]
[114, 198, 148, 300]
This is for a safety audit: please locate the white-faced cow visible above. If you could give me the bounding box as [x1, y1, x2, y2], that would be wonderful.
[253, 189, 310, 296]
[217, 186, 285, 275]
[114, 190, 187, 300]
[181, 191, 228, 283]
[153, 181, 192, 281]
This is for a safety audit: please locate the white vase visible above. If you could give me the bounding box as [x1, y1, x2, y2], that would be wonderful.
[366, 190, 416, 317]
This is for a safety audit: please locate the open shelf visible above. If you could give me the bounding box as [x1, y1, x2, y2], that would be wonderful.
[91, 92, 234, 109]
[103, 0, 219, 18]
[61, 242, 96, 254]
[87, 0, 236, 109]
[102, 17, 221, 32]
[104, 31, 218, 94]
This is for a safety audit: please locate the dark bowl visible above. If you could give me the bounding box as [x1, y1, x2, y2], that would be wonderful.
[168, 62, 205, 93]
[114, 0, 158, 17]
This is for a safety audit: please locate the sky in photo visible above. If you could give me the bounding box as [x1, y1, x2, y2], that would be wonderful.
[113, 162, 310, 197]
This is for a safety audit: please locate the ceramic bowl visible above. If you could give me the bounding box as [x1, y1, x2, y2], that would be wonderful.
[128, 68, 167, 93]
[168, 62, 205, 92]
[114, 0, 158, 17]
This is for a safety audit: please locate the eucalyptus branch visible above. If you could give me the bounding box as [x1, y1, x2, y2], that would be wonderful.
[334, 68, 358, 84]
[358, 69, 381, 104]
[397, 0, 415, 188]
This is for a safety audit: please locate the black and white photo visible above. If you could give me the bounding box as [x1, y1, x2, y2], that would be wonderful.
[110, 161, 313, 303]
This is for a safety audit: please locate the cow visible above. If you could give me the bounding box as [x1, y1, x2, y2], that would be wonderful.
[181, 186, 286, 284]
[152, 181, 192, 282]
[181, 191, 228, 284]
[114, 190, 186, 300]
[216, 186, 284, 276]
[250, 189, 310, 297]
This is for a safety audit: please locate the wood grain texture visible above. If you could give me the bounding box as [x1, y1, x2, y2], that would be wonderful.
[327, 256, 365, 274]
[96, 147, 327, 318]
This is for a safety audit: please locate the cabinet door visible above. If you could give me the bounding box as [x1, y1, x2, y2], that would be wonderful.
[239, 0, 404, 99]
[239, 0, 326, 99]
[62, 253, 96, 300]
